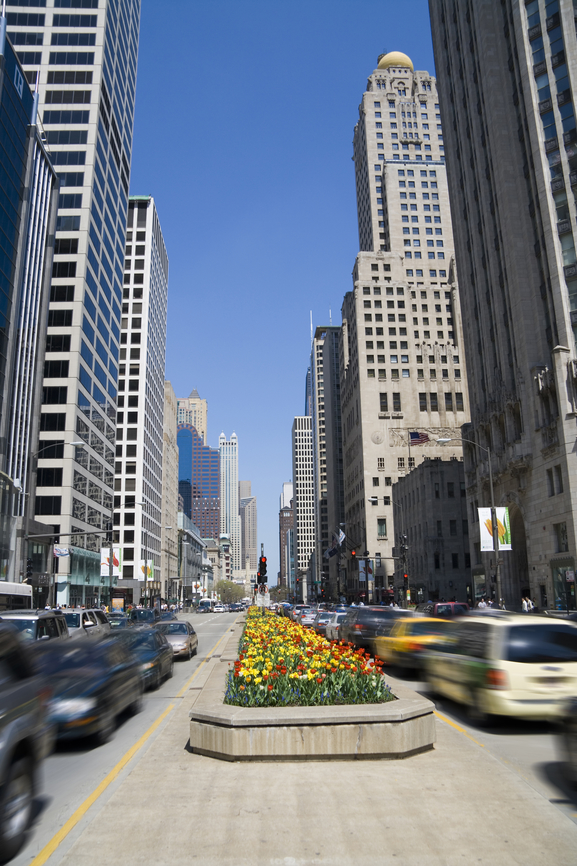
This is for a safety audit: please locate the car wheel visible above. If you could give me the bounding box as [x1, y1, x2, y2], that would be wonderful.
[167, 658, 174, 679]
[562, 718, 577, 785]
[95, 704, 116, 746]
[192, 642, 198, 657]
[0, 756, 34, 861]
[187, 644, 192, 660]
[467, 690, 493, 728]
[127, 682, 143, 716]
[151, 666, 161, 691]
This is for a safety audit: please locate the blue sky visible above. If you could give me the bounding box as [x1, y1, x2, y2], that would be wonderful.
[129, 0, 436, 579]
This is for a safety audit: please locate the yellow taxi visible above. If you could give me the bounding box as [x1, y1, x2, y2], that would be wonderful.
[374, 617, 454, 671]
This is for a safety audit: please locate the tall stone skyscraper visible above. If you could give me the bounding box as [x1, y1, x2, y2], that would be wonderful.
[114, 197, 168, 604]
[7, 1, 141, 606]
[219, 432, 240, 573]
[291, 416, 315, 601]
[429, 0, 577, 609]
[177, 389, 207, 444]
[239, 481, 257, 572]
[340, 52, 469, 602]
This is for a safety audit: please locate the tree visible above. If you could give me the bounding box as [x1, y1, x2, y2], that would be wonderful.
[215, 580, 245, 604]
[269, 585, 288, 602]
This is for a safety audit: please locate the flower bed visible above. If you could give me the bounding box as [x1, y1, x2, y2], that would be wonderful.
[224, 608, 394, 708]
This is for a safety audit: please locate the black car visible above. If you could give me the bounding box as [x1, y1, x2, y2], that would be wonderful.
[32, 637, 142, 745]
[339, 607, 411, 650]
[112, 627, 174, 690]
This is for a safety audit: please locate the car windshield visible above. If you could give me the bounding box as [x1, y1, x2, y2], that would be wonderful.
[35, 645, 104, 675]
[506, 624, 577, 663]
[123, 632, 157, 651]
[6, 618, 36, 636]
[337, 614, 346, 622]
[109, 618, 128, 628]
[64, 613, 81, 628]
[409, 621, 453, 636]
[131, 610, 156, 622]
[157, 623, 187, 635]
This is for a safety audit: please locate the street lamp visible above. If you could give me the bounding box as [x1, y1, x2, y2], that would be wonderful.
[437, 437, 503, 607]
[136, 502, 149, 607]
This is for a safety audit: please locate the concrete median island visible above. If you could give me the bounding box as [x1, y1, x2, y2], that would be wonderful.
[189, 627, 436, 761]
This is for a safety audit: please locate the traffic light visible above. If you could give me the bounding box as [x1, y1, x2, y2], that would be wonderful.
[257, 555, 267, 583]
[351, 549, 356, 560]
[26, 558, 33, 579]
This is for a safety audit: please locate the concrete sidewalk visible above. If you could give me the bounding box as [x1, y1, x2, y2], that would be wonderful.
[54, 661, 577, 866]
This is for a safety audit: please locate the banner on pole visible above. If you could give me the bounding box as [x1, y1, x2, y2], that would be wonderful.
[478, 507, 512, 552]
[100, 547, 122, 577]
[138, 559, 154, 579]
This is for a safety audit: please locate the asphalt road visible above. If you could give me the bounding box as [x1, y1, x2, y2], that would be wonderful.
[12, 611, 237, 866]
[385, 666, 577, 827]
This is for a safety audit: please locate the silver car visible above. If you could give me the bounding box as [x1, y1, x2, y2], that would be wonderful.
[63, 609, 111, 640]
[325, 612, 347, 641]
[155, 621, 198, 658]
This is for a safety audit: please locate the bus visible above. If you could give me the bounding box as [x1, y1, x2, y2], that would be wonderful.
[0, 581, 33, 612]
[197, 597, 215, 614]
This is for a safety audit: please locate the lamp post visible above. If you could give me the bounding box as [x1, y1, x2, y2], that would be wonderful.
[137, 501, 148, 607]
[437, 437, 503, 608]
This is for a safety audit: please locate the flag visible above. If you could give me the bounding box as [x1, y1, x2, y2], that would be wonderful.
[338, 529, 345, 545]
[409, 431, 430, 445]
[328, 547, 338, 558]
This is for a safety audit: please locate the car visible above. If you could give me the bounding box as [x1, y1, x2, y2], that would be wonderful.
[108, 615, 134, 630]
[415, 601, 470, 618]
[373, 617, 453, 672]
[214, 604, 225, 613]
[63, 608, 111, 640]
[229, 602, 243, 612]
[129, 608, 160, 625]
[339, 606, 413, 652]
[155, 621, 198, 658]
[159, 610, 178, 621]
[423, 614, 577, 723]
[312, 610, 332, 636]
[32, 637, 142, 745]
[113, 627, 174, 690]
[0, 608, 69, 641]
[300, 609, 317, 628]
[291, 604, 309, 622]
[0, 623, 54, 860]
[325, 611, 348, 641]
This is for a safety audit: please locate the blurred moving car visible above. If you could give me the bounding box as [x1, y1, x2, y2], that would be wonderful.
[415, 601, 469, 618]
[325, 611, 347, 641]
[423, 615, 577, 723]
[312, 610, 332, 636]
[107, 615, 134, 630]
[32, 638, 142, 745]
[64, 608, 111, 640]
[129, 608, 160, 625]
[113, 627, 174, 690]
[156, 621, 198, 658]
[374, 617, 453, 671]
[558, 697, 577, 784]
[1, 609, 68, 641]
[340, 607, 412, 652]
[0, 624, 54, 860]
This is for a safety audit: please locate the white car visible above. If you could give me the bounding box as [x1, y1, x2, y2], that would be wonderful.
[325, 612, 347, 641]
[214, 604, 225, 613]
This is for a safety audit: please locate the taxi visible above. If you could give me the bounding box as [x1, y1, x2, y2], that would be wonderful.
[373, 616, 454, 671]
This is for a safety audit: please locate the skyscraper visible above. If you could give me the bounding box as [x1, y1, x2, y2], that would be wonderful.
[7, 1, 141, 606]
[291, 416, 315, 601]
[114, 197, 168, 603]
[239, 482, 257, 572]
[177, 389, 207, 444]
[219, 432, 240, 573]
[429, 0, 577, 608]
[161, 380, 179, 602]
[339, 52, 469, 602]
[177, 424, 219, 540]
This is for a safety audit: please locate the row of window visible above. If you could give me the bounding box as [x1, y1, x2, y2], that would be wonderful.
[406, 268, 447, 279]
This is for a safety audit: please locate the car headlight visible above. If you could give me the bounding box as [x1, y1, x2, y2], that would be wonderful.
[50, 698, 97, 718]
[172, 643, 186, 650]
[141, 661, 156, 671]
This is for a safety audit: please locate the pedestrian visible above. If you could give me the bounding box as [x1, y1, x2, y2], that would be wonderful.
[522, 597, 528, 612]
[526, 596, 534, 611]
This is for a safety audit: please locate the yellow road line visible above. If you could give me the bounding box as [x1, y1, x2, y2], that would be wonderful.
[434, 709, 485, 747]
[175, 618, 239, 698]
[29, 703, 175, 866]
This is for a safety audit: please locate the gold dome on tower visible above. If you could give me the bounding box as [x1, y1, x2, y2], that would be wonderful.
[377, 51, 414, 72]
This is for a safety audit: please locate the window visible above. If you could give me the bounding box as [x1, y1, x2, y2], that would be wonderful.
[434, 483, 440, 499]
[554, 522, 568, 552]
[392, 393, 401, 412]
[377, 457, 385, 470]
[437, 520, 443, 536]
[35, 496, 62, 516]
[445, 393, 453, 411]
[43, 387, 67, 404]
[419, 393, 427, 411]
[456, 392, 464, 411]
[377, 518, 387, 538]
[379, 393, 388, 412]
[398, 457, 405, 469]
[451, 553, 459, 569]
[450, 520, 457, 537]
[373, 477, 379, 487]
[554, 464, 563, 494]
[447, 482, 455, 499]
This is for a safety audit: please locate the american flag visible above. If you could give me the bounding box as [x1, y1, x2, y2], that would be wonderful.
[409, 431, 430, 445]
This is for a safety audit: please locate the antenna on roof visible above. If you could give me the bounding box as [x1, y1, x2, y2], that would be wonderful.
[329, 308, 332, 326]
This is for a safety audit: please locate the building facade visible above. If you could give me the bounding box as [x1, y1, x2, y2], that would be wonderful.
[219, 432, 240, 573]
[339, 51, 469, 602]
[161, 380, 178, 601]
[392, 458, 472, 605]
[177, 423, 219, 539]
[291, 415, 315, 601]
[177, 388, 207, 443]
[239, 482, 257, 572]
[278, 497, 293, 586]
[310, 326, 345, 600]
[6, 0, 141, 605]
[113, 197, 168, 604]
[429, 0, 577, 609]
[178, 510, 204, 606]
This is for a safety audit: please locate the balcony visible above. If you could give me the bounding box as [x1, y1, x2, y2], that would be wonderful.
[564, 128, 577, 145]
[558, 218, 571, 235]
[551, 177, 565, 193]
[552, 50, 565, 69]
[557, 89, 572, 108]
[528, 23, 542, 40]
[570, 170, 577, 187]
[545, 136, 559, 153]
[533, 60, 547, 76]
[539, 97, 552, 113]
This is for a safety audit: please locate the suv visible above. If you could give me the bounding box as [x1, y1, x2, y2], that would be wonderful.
[0, 623, 54, 859]
[129, 608, 160, 625]
[415, 601, 469, 618]
[64, 608, 111, 640]
[0, 609, 68, 641]
[340, 607, 411, 652]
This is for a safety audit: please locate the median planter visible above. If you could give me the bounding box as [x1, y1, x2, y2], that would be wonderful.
[188, 613, 435, 761]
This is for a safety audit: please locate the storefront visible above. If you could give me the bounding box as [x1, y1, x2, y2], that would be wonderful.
[551, 556, 576, 611]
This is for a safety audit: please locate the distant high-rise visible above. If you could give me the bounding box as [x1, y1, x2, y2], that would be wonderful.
[278, 497, 293, 587]
[161, 381, 179, 601]
[291, 416, 315, 601]
[239, 482, 257, 572]
[6, 0, 142, 606]
[177, 424, 219, 540]
[219, 432, 240, 573]
[280, 481, 293, 510]
[429, 0, 577, 608]
[339, 52, 468, 602]
[177, 389, 207, 444]
[115, 197, 168, 604]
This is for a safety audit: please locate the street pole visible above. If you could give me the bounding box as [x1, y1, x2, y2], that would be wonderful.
[108, 520, 113, 612]
[486, 447, 503, 608]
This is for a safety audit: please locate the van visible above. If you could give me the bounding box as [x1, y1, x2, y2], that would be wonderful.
[1, 609, 68, 641]
[63, 608, 111, 640]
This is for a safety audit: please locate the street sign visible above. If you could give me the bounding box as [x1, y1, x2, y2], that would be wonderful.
[256, 593, 270, 608]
